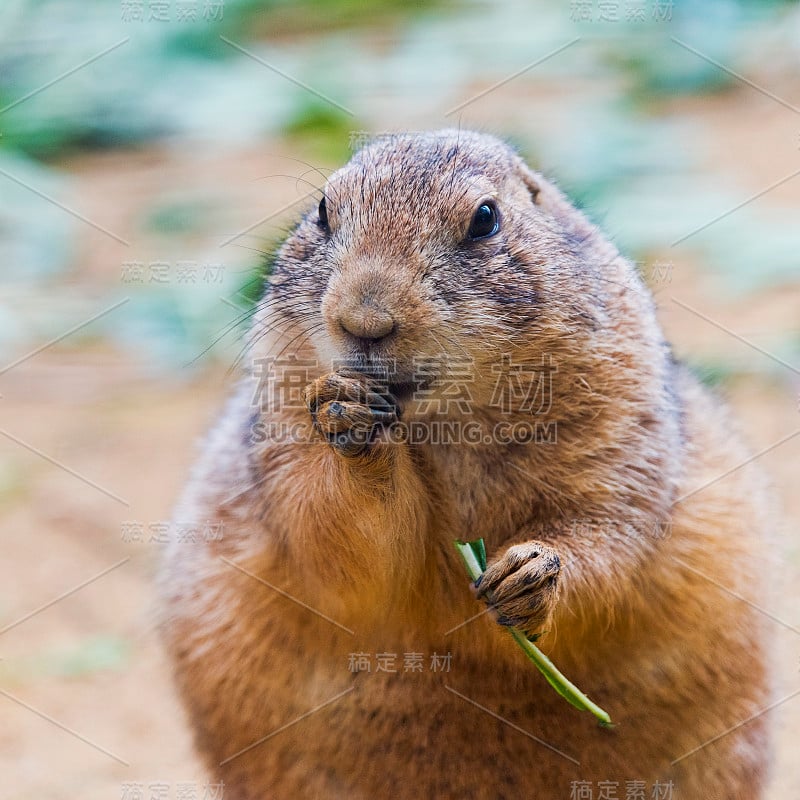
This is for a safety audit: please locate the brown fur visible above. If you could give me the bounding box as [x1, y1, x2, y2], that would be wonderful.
[159, 130, 772, 799]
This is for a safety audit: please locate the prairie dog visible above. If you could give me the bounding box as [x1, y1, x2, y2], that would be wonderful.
[160, 130, 772, 799]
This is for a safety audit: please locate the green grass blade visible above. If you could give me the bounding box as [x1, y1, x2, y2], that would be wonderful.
[454, 538, 613, 727]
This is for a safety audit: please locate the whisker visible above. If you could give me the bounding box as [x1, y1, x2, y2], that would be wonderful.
[270, 320, 327, 364]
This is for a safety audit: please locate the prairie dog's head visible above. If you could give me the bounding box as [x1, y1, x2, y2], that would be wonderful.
[255, 129, 655, 417]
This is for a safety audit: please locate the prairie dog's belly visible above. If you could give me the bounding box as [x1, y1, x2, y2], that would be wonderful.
[205, 638, 694, 800]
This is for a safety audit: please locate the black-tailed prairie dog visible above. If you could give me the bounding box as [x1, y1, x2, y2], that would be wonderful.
[160, 130, 772, 799]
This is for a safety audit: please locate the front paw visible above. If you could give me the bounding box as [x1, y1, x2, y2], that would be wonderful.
[302, 370, 399, 457]
[475, 542, 561, 639]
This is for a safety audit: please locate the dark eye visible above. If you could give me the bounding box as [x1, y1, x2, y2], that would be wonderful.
[317, 197, 328, 230]
[468, 201, 499, 240]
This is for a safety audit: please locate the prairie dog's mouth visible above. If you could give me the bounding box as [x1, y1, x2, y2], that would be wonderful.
[387, 379, 432, 402]
[335, 358, 437, 393]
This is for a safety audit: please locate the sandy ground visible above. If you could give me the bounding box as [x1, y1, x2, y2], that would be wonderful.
[1, 92, 799, 798]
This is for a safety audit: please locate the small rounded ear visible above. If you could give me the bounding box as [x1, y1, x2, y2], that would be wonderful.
[513, 155, 599, 241]
[515, 157, 543, 205]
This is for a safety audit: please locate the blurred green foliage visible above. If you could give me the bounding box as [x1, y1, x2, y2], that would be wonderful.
[282, 99, 356, 164]
[167, 0, 438, 58]
[0, 636, 130, 684]
[145, 199, 222, 236]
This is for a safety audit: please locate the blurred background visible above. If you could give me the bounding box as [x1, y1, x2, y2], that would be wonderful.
[1, 0, 799, 797]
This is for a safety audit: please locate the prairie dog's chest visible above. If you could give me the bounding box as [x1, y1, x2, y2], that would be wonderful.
[424, 444, 532, 537]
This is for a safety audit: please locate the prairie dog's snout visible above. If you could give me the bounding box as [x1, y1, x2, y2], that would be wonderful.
[323, 263, 402, 348]
[318, 236, 442, 384]
[338, 301, 395, 343]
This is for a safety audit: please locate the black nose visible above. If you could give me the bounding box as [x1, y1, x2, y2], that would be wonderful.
[339, 306, 395, 343]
